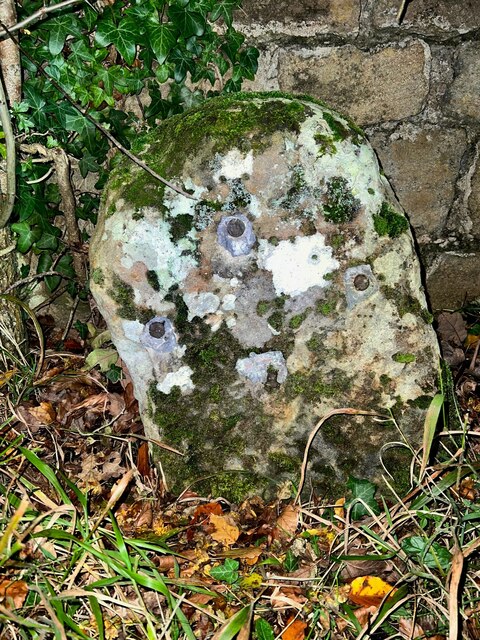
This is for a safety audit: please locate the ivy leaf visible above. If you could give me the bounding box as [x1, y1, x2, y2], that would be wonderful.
[168, 5, 205, 38]
[255, 618, 275, 640]
[346, 476, 381, 520]
[238, 46, 259, 80]
[283, 549, 298, 573]
[85, 348, 119, 372]
[209, 558, 239, 584]
[401, 536, 452, 572]
[11, 222, 41, 253]
[62, 108, 94, 137]
[95, 16, 139, 65]
[79, 153, 100, 178]
[35, 222, 61, 251]
[68, 38, 97, 65]
[47, 14, 83, 55]
[147, 22, 177, 64]
[170, 48, 195, 83]
[222, 29, 244, 61]
[210, 0, 239, 27]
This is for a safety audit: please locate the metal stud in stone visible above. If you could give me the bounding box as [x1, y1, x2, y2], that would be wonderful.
[217, 213, 256, 257]
[140, 317, 177, 352]
[344, 265, 378, 309]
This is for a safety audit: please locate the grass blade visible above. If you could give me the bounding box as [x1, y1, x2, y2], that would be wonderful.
[419, 394, 444, 481]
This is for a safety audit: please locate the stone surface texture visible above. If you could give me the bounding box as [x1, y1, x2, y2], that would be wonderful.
[91, 94, 439, 500]
[235, 1, 480, 309]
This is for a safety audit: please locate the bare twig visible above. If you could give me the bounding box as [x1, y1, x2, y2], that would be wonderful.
[295, 408, 386, 504]
[397, 0, 410, 24]
[447, 546, 464, 640]
[0, 0, 84, 38]
[1, 270, 72, 294]
[0, 19, 196, 201]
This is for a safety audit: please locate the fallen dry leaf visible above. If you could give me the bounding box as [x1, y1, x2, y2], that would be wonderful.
[209, 514, 240, 546]
[354, 605, 378, 627]
[218, 546, 263, 565]
[398, 617, 426, 639]
[270, 586, 307, 610]
[281, 616, 308, 640]
[0, 580, 28, 609]
[0, 369, 17, 389]
[275, 504, 299, 538]
[349, 575, 397, 607]
[29, 401, 56, 425]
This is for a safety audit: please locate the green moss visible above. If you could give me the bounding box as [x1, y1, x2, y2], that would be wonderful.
[268, 451, 300, 474]
[330, 234, 344, 249]
[379, 374, 392, 387]
[91, 268, 104, 286]
[373, 202, 409, 238]
[306, 333, 322, 352]
[209, 384, 222, 402]
[392, 352, 416, 364]
[316, 300, 335, 315]
[323, 272, 334, 281]
[289, 310, 309, 329]
[146, 270, 160, 292]
[108, 275, 137, 320]
[367, 188, 375, 195]
[197, 472, 266, 503]
[408, 395, 434, 410]
[256, 300, 270, 316]
[323, 177, 361, 224]
[381, 286, 433, 323]
[168, 213, 194, 242]
[268, 310, 284, 331]
[314, 131, 337, 156]
[285, 369, 350, 403]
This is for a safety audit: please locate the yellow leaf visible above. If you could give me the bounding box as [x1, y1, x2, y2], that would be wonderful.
[0, 580, 28, 610]
[240, 572, 263, 589]
[0, 369, 17, 389]
[209, 514, 240, 546]
[29, 402, 56, 425]
[349, 575, 397, 607]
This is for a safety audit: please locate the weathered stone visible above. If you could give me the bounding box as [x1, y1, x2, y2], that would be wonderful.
[426, 251, 480, 309]
[371, 125, 467, 237]
[372, 0, 480, 37]
[445, 43, 480, 120]
[90, 93, 439, 500]
[468, 152, 480, 239]
[277, 41, 429, 125]
[235, 0, 360, 36]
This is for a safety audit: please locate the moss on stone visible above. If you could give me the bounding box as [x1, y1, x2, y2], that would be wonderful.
[91, 268, 104, 286]
[256, 300, 270, 316]
[289, 310, 309, 329]
[381, 286, 432, 324]
[108, 275, 137, 320]
[285, 369, 350, 403]
[146, 270, 160, 292]
[268, 310, 284, 331]
[373, 202, 409, 238]
[316, 300, 335, 316]
[392, 352, 416, 363]
[168, 213, 194, 242]
[268, 451, 301, 474]
[323, 177, 361, 224]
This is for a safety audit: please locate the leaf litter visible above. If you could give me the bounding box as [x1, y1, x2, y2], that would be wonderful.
[0, 306, 479, 638]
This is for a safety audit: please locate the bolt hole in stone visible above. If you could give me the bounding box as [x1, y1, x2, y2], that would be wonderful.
[226, 217, 246, 238]
[149, 321, 166, 338]
[353, 274, 370, 291]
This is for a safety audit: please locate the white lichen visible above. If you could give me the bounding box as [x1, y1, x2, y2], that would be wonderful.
[257, 234, 339, 296]
[156, 366, 194, 394]
[183, 292, 221, 320]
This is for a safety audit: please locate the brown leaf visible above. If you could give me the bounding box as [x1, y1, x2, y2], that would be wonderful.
[136, 442, 151, 478]
[0, 580, 28, 609]
[398, 618, 426, 639]
[209, 514, 240, 546]
[281, 617, 308, 640]
[354, 605, 378, 627]
[218, 546, 263, 565]
[275, 504, 299, 539]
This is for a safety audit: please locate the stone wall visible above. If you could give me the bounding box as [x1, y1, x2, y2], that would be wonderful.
[235, 0, 480, 310]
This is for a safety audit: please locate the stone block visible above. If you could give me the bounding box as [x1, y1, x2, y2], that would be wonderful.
[277, 41, 429, 125]
[427, 252, 480, 310]
[90, 93, 439, 500]
[370, 125, 467, 237]
[372, 0, 480, 37]
[445, 43, 480, 120]
[235, 0, 360, 36]
[468, 152, 480, 239]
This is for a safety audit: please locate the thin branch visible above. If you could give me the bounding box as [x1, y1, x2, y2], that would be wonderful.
[0, 19, 196, 201]
[0, 76, 16, 228]
[1, 270, 73, 294]
[0, 0, 84, 38]
[396, 0, 410, 24]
